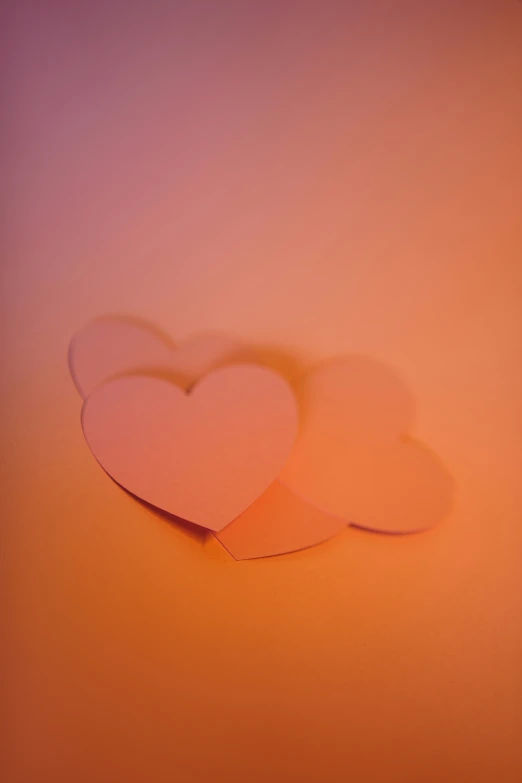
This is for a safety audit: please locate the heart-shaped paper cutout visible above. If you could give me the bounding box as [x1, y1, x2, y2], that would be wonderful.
[280, 357, 454, 533]
[82, 366, 299, 532]
[70, 317, 346, 557]
[69, 316, 247, 397]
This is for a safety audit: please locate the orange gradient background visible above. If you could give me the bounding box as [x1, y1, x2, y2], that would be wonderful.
[2, 1, 521, 782]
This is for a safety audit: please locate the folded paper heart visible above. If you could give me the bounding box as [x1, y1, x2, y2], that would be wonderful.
[71, 317, 348, 557]
[216, 480, 346, 560]
[81, 366, 299, 532]
[71, 317, 453, 558]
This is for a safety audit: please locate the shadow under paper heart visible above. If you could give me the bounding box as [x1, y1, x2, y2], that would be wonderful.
[70, 314, 455, 551]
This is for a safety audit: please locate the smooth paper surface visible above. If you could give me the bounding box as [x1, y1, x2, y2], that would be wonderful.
[216, 480, 347, 560]
[4, 3, 521, 782]
[281, 357, 454, 533]
[82, 366, 299, 531]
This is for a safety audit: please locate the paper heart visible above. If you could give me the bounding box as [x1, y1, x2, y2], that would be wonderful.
[70, 318, 346, 557]
[280, 357, 454, 533]
[71, 318, 452, 551]
[82, 366, 299, 532]
[69, 316, 247, 398]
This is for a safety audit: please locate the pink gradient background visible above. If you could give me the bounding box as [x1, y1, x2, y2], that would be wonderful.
[2, 2, 521, 782]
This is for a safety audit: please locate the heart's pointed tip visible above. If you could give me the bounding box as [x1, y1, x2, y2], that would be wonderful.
[215, 481, 348, 560]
